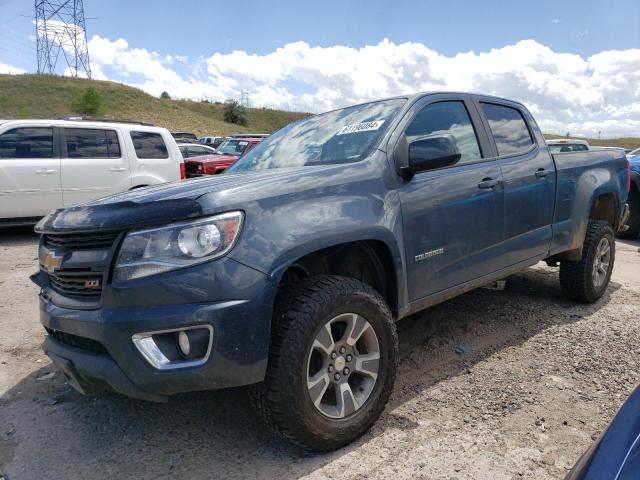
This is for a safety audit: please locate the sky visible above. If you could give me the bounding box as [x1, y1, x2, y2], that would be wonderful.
[0, 0, 639, 137]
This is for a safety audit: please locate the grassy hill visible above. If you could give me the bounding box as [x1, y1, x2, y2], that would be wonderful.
[1, 74, 638, 150]
[0, 74, 308, 136]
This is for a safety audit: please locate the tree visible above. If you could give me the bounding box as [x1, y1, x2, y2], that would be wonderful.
[223, 98, 248, 126]
[160, 91, 171, 99]
[73, 87, 104, 115]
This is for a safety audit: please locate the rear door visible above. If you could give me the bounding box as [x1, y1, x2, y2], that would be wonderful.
[0, 125, 62, 218]
[395, 94, 505, 301]
[60, 127, 131, 207]
[475, 100, 555, 264]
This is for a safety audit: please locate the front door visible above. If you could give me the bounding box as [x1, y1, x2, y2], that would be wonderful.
[396, 98, 505, 302]
[0, 126, 62, 218]
[60, 127, 131, 207]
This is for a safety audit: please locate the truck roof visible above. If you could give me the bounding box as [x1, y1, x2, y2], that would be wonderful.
[316, 91, 530, 116]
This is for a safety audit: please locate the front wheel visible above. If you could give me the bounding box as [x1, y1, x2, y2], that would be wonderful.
[560, 220, 615, 303]
[252, 275, 398, 451]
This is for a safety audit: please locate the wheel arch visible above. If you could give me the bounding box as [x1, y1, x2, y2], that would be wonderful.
[271, 236, 404, 319]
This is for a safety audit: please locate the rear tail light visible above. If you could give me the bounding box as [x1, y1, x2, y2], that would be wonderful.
[626, 158, 631, 192]
[180, 162, 186, 180]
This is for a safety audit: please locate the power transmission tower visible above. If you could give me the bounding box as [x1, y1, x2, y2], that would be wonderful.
[240, 89, 250, 108]
[35, 0, 92, 78]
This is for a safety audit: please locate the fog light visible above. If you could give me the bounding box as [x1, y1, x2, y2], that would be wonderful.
[177, 331, 191, 356]
[132, 325, 213, 370]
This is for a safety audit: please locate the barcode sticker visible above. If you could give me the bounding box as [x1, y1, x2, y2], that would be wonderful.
[336, 120, 385, 136]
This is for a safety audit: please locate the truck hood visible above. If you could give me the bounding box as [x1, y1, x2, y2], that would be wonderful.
[36, 166, 336, 233]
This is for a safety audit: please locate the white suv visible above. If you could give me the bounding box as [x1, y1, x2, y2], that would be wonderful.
[0, 118, 184, 225]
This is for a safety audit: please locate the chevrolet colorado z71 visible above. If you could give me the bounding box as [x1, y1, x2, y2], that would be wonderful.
[32, 92, 630, 451]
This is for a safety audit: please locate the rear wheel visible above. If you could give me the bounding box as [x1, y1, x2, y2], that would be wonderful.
[560, 220, 615, 303]
[617, 188, 639, 239]
[252, 275, 398, 451]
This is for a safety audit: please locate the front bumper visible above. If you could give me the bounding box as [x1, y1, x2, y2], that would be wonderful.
[38, 259, 277, 402]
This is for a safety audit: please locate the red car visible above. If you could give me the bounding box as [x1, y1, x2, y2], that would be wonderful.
[184, 137, 263, 177]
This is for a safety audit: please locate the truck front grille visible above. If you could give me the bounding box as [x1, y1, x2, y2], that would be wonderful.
[48, 270, 104, 299]
[45, 327, 107, 354]
[44, 231, 119, 250]
[185, 162, 203, 177]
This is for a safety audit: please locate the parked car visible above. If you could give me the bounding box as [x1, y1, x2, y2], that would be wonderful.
[0, 118, 184, 226]
[198, 136, 226, 149]
[618, 153, 640, 239]
[178, 143, 217, 158]
[33, 92, 629, 451]
[566, 385, 640, 479]
[547, 138, 590, 153]
[184, 137, 263, 177]
[171, 132, 198, 143]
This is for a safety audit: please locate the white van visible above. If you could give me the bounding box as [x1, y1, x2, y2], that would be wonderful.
[0, 118, 184, 225]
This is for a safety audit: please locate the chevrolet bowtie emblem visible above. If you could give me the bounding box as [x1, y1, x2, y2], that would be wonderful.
[42, 252, 62, 273]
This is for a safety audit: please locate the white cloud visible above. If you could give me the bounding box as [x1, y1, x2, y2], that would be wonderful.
[85, 36, 640, 137]
[0, 62, 26, 75]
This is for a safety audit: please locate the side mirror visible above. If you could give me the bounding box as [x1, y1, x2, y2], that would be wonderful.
[402, 135, 461, 175]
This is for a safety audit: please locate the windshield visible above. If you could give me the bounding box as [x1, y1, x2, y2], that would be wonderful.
[227, 98, 406, 172]
[216, 139, 250, 155]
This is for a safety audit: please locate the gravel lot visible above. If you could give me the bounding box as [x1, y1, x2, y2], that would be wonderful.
[1, 227, 639, 480]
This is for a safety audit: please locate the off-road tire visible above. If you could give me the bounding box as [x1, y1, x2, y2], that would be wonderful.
[617, 188, 639, 239]
[560, 220, 615, 303]
[251, 275, 398, 451]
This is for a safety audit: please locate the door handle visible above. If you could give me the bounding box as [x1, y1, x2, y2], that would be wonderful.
[478, 178, 501, 189]
[108, 167, 127, 172]
[35, 169, 57, 175]
[535, 168, 549, 178]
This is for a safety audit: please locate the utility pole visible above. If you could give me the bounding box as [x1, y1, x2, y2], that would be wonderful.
[35, 0, 92, 78]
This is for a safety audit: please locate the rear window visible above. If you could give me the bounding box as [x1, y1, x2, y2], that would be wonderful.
[130, 131, 168, 159]
[64, 128, 121, 158]
[481, 103, 534, 156]
[0, 127, 53, 159]
[548, 143, 588, 153]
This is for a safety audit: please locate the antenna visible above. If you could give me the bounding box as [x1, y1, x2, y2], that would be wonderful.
[35, 0, 92, 78]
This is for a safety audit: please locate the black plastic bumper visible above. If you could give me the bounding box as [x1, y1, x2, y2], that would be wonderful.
[44, 336, 168, 402]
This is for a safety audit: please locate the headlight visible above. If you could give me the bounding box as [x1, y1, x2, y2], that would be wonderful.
[114, 211, 244, 281]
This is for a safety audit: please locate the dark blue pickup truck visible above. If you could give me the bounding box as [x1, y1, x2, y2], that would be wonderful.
[32, 92, 630, 451]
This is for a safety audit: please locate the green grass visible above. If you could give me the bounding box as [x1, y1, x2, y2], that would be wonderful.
[1, 74, 638, 150]
[0, 74, 309, 136]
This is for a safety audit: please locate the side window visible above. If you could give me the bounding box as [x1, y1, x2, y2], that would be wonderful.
[130, 131, 169, 159]
[405, 101, 482, 165]
[0, 127, 53, 159]
[480, 103, 534, 156]
[64, 128, 121, 158]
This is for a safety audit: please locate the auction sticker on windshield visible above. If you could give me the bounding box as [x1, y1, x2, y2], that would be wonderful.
[336, 120, 385, 136]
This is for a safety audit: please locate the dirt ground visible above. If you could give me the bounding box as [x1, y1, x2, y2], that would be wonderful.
[0, 227, 639, 480]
